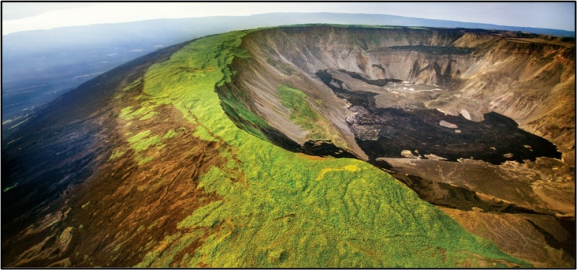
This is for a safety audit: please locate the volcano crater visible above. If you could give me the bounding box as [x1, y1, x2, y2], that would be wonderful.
[219, 26, 574, 218]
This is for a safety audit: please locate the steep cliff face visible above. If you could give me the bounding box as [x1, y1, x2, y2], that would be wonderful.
[229, 26, 574, 157]
[458, 36, 575, 154]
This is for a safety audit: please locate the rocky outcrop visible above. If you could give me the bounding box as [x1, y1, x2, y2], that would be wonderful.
[439, 120, 458, 129]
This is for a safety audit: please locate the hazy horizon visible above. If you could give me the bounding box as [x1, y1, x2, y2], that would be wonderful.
[3, 2, 575, 35]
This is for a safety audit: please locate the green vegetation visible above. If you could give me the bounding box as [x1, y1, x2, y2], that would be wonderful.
[131, 30, 528, 267]
[137, 156, 155, 166]
[139, 111, 157, 121]
[3, 183, 18, 193]
[163, 129, 179, 139]
[278, 85, 319, 130]
[122, 78, 143, 91]
[219, 87, 269, 141]
[277, 84, 347, 147]
[109, 149, 126, 160]
[120, 100, 162, 122]
[278, 85, 324, 139]
[121, 130, 164, 165]
[117, 87, 175, 166]
[127, 131, 159, 152]
[266, 57, 294, 75]
[367, 31, 382, 45]
[119, 106, 135, 120]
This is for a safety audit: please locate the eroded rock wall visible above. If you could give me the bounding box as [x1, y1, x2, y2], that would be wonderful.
[232, 26, 574, 160]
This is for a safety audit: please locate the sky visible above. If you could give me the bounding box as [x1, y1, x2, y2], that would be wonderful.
[2, 2, 575, 35]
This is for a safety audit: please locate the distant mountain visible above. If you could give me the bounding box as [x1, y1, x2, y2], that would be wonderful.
[5, 12, 574, 55]
[2, 12, 574, 131]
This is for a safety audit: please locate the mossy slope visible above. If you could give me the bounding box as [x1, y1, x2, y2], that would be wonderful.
[277, 84, 345, 145]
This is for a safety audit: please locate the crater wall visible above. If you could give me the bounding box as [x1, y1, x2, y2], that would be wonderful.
[225, 26, 574, 161]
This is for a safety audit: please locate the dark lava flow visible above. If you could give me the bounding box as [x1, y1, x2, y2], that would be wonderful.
[316, 70, 561, 164]
[338, 69, 403, 87]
